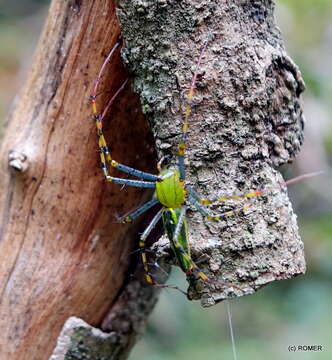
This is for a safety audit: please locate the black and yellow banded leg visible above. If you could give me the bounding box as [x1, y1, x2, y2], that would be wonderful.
[172, 205, 242, 291]
[177, 154, 186, 182]
[185, 185, 202, 201]
[198, 191, 263, 205]
[121, 198, 159, 223]
[110, 161, 160, 182]
[93, 111, 157, 187]
[205, 204, 252, 222]
[93, 110, 160, 183]
[197, 171, 324, 205]
[187, 185, 263, 205]
[106, 176, 156, 189]
[139, 208, 164, 285]
[138, 208, 187, 296]
[187, 191, 252, 221]
[90, 44, 161, 183]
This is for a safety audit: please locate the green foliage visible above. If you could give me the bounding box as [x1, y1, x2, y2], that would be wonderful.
[279, 0, 331, 46]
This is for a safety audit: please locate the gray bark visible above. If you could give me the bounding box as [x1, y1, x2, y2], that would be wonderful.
[117, 0, 306, 307]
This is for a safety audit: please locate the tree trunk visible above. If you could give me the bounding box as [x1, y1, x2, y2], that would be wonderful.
[0, 1, 159, 359]
[0, 0, 305, 359]
[117, 0, 306, 306]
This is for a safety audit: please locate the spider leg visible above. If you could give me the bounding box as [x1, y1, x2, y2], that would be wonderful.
[138, 208, 164, 286]
[187, 194, 209, 217]
[94, 101, 160, 182]
[206, 203, 251, 222]
[109, 161, 160, 181]
[193, 171, 323, 205]
[91, 44, 160, 183]
[187, 184, 262, 205]
[198, 191, 263, 205]
[171, 207, 188, 244]
[185, 185, 201, 201]
[168, 203, 242, 292]
[177, 154, 186, 182]
[187, 190, 251, 221]
[106, 176, 156, 188]
[138, 208, 187, 295]
[120, 198, 159, 223]
[177, 38, 210, 181]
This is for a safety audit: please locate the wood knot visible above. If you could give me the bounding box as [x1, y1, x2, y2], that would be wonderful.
[8, 150, 29, 172]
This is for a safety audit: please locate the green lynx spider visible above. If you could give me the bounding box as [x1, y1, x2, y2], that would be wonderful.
[91, 39, 307, 294]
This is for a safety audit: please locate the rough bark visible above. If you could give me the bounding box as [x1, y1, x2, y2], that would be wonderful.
[117, 0, 306, 306]
[0, 0, 306, 359]
[0, 0, 159, 359]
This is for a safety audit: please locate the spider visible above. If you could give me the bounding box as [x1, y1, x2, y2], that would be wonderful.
[90, 39, 315, 296]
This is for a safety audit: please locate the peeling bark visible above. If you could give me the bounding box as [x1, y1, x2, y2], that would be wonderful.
[117, 0, 306, 306]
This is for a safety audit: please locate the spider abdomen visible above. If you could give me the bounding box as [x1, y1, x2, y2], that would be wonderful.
[162, 209, 191, 272]
[155, 170, 185, 208]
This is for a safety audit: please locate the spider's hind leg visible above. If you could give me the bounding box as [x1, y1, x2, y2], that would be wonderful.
[187, 186, 253, 221]
[172, 200, 243, 294]
[138, 208, 188, 296]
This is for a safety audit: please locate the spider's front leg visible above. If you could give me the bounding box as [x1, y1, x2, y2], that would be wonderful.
[91, 42, 163, 187]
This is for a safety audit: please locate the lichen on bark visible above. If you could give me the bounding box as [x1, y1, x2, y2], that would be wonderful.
[117, 0, 306, 307]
